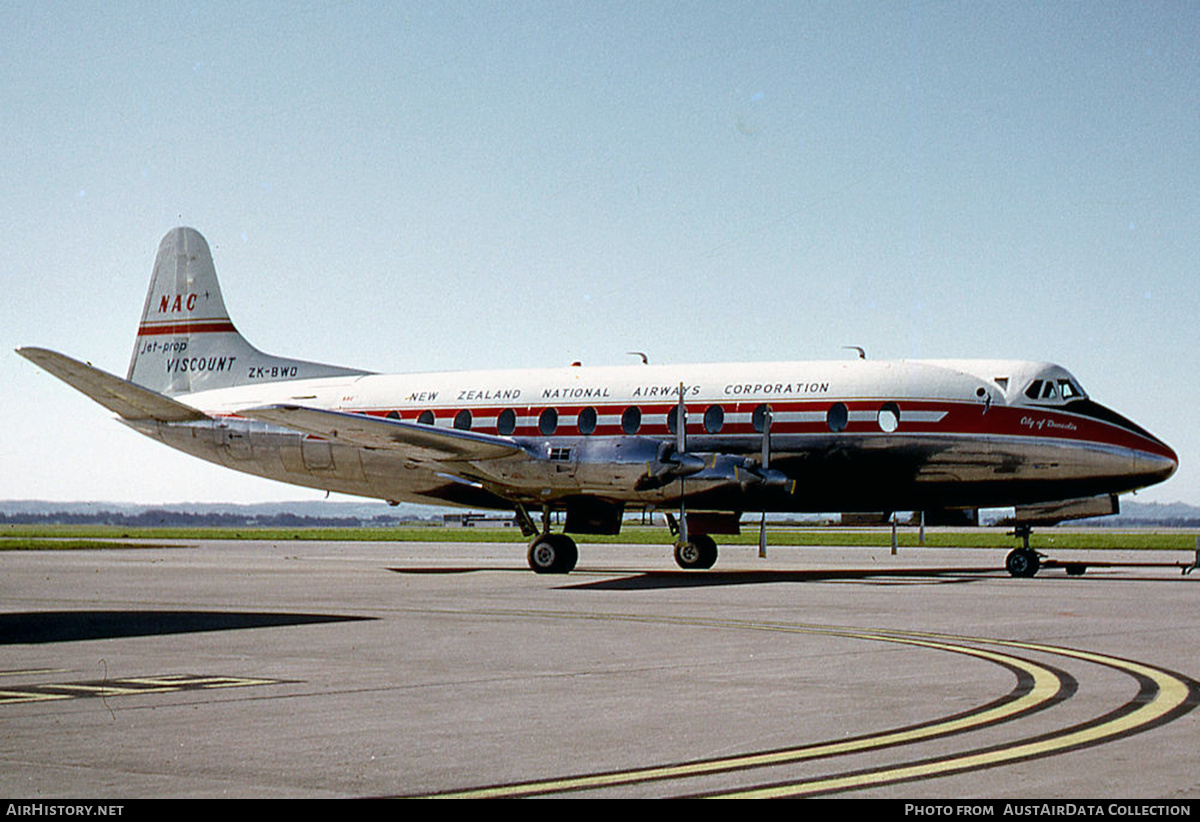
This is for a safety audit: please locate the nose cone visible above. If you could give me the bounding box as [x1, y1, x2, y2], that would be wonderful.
[1137, 439, 1178, 487]
[1117, 411, 1178, 489]
[1073, 398, 1177, 490]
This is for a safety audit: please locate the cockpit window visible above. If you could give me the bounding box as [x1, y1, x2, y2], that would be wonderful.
[1058, 380, 1081, 400]
[1024, 376, 1085, 404]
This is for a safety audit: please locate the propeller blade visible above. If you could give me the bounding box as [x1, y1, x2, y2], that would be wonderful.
[676, 382, 687, 454]
[759, 405, 772, 558]
[677, 383, 688, 546]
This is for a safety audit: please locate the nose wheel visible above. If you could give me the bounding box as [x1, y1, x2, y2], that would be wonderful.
[1005, 524, 1042, 577]
[1005, 547, 1042, 578]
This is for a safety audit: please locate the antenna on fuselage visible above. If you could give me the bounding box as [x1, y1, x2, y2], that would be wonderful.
[843, 346, 866, 359]
[627, 351, 649, 364]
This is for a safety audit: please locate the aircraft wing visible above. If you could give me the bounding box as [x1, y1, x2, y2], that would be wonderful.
[239, 404, 527, 462]
[16, 347, 209, 422]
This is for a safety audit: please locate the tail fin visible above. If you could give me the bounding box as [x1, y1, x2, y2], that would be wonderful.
[128, 227, 367, 395]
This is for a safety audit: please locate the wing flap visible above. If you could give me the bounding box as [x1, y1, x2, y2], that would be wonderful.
[239, 404, 526, 461]
[17, 347, 208, 422]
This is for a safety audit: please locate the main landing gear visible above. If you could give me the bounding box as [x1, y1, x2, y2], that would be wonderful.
[664, 513, 721, 569]
[526, 531, 721, 573]
[517, 499, 726, 574]
[517, 504, 579, 574]
[674, 534, 718, 570]
[526, 532, 578, 574]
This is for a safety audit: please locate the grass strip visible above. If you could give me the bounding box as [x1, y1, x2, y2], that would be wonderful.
[2, 525, 1195, 551]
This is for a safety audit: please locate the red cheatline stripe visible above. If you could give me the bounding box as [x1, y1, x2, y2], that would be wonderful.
[137, 321, 238, 336]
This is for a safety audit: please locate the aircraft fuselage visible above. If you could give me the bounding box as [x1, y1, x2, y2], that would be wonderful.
[128, 357, 1177, 516]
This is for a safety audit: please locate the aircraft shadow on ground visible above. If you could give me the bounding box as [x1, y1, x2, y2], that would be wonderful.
[563, 567, 1001, 591]
[388, 563, 1194, 590]
[0, 611, 375, 644]
[386, 565, 1002, 588]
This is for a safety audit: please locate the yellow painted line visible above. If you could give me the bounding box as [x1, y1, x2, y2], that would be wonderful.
[0, 690, 73, 704]
[711, 636, 1194, 798]
[43, 683, 159, 697]
[118, 675, 197, 685]
[422, 615, 1064, 798]
[0, 674, 283, 705]
[135, 675, 280, 689]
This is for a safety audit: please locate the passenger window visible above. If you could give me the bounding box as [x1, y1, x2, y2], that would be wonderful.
[621, 406, 641, 434]
[578, 406, 597, 435]
[386, 410, 400, 420]
[877, 402, 899, 433]
[703, 404, 724, 434]
[454, 409, 472, 430]
[497, 408, 516, 436]
[417, 410, 434, 425]
[827, 402, 849, 433]
[539, 408, 558, 436]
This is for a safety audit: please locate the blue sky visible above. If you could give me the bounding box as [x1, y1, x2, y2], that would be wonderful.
[3, 1, 1197, 506]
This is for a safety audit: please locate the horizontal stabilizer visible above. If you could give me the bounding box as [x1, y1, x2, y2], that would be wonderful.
[17, 347, 208, 422]
[239, 404, 525, 462]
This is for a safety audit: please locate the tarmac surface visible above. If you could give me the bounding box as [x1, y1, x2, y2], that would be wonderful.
[1, 538, 1198, 799]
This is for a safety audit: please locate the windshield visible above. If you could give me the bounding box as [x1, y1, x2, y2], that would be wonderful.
[1023, 376, 1085, 405]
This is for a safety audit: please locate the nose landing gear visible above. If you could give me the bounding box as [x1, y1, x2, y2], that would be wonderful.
[1005, 524, 1042, 577]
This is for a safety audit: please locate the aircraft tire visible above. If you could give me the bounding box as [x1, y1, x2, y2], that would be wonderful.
[1005, 548, 1040, 578]
[527, 534, 578, 574]
[674, 534, 718, 570]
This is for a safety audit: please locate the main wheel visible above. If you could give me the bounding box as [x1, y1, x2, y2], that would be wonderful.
[674, 534, 718, 570]
[527, 534, 578, 574]
[1005, 548, 1040, 578]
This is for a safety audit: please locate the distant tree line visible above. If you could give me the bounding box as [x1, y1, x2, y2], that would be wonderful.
[0, 510, 420, 528]
[1076, 517, 1200, 529]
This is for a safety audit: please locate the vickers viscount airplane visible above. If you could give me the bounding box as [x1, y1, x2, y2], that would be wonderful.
[18, 228, 1178, 576]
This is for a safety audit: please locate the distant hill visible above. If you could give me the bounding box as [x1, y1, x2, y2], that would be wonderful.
[0, 499, 445, 528]
[1087, 500, 1200, 528]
